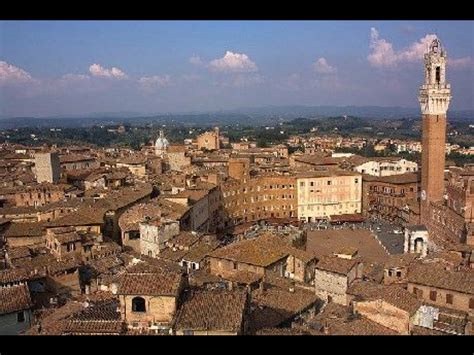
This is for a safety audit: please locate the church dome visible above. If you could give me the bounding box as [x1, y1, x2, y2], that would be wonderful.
[155, 130, 169, 151]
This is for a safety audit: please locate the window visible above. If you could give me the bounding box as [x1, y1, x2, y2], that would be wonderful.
[396, 271, 402, 278]
[446, 294, 453, 305]
[129, 231, 140, 240]
[430, 290, 437, 301]
[327, 181, 331, 186]
[233, 261, 238, 270]
[435, 66, 440, 83]
[470, 298, 474, 309]
[413, 287, 423, 298]
[355, 178, 359, 184]
[66, 243, 76, 252]
[132, 297, 146, 312]
[17, 311, 25, 323]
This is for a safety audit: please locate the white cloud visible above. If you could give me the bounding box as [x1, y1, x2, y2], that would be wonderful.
[231, 74, 264, 87]
[313, 57, 337, 74]
[138, 75, 171, 91]
[398, 34, 438, 63]
[368, 28, 398, 68]
[181, 74, 202, 82]
[368, 28, 472, 71]
[209, 51, 258, 73]
[449, 57, 473, 69]
[89, 63, 127, 79]
[61, 73, 90, 81]
[368, 28, 436, 68]
[0, 61, 33, 84]
[189, 55, 203, 66]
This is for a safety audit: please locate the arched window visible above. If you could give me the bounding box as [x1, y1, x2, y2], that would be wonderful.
[435, 67, 440, 84]
[132, 297, 146, 312]
[414, 237, 424, 254]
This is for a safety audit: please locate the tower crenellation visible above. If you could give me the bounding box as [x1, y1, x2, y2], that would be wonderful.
[418, 38, 452, 116]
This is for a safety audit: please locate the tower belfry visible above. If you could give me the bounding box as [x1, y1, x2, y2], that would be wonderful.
[419, 38, 451, 222]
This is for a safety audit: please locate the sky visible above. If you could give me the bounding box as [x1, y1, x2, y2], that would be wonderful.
[0, 20, 473, 117]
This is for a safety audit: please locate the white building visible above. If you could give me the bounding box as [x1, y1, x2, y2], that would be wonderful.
[354, 158, 418, 177]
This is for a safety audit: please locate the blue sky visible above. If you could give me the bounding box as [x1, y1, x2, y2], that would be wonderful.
[1, 21, 473, 117]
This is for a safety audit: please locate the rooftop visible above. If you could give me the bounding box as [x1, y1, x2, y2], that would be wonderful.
[306, 229, 389, 264]
[4, 222, 45, 238]
[118, 271, 182, 296]
[209, 234, 289, 267]
[407, 263, 474, 295]
[315, 255, 359, 276]
[347, 280, 422, 315]
[0, 284, 32, 315]
[175, 289, 247, 332]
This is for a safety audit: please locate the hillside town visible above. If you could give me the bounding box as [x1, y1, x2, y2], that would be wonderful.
[0, 39, 473, 337]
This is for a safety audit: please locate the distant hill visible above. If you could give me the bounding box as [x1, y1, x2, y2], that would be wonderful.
[0, 105, 472, 129]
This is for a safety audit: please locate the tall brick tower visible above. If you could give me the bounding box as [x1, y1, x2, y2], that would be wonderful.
[419, 38, 451, 223]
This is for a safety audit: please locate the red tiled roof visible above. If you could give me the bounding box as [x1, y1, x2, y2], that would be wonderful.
[118, 272, 182, 296]
[175, 290, 247, 332]
[0, 284, 32, 315]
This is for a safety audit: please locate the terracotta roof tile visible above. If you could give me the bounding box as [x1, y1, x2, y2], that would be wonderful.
[0, 284, 32, 315]
[315, 255, 359, 276]
[118, 271, 182, 296]
[347, 280, 422, 315]
[407, 263, 474, 295]
[175, 289, 248, 332]
[209, 234, 289, 267]
[4, 222, 45, 238]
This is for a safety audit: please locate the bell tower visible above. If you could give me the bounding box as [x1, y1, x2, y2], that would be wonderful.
[419, 38, 451, 222]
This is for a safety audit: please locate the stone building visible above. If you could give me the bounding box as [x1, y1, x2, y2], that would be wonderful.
[209, 233, 316, 285]
[0, 283, 33, 335]
[197, 127, 220, 151]
[3, 222, 46, 248]
[314, 255, 363, 305]
[167, 145, 191, 172]
[352, 157, 418, 177]
[34, 152, 60, 184]
[0, 183, 69, 208]
[222, 174, 297, 225]
[228, 158, 250, 181]
[139, 218, 180, 258]
[117, 268, 185, 332]
[60, 155, 99, 172]
[118, 201, 162, 254]
[347, 280, 422, 335]
[407, 263, 474, 315]
[425, 166, 474, 247]
[404, 225, 429, 258]
[116, 156, 147, 177]
[362, 172, 420, 225]
[296, 170, 362, 222]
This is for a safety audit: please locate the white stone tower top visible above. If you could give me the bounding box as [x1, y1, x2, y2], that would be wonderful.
[155, 130, 169, 151]
[155, 130, 169, 157]
[418, 38, 451, 115]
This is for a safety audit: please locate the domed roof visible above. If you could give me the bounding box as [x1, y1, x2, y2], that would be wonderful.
[155, 130, 169, 150]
